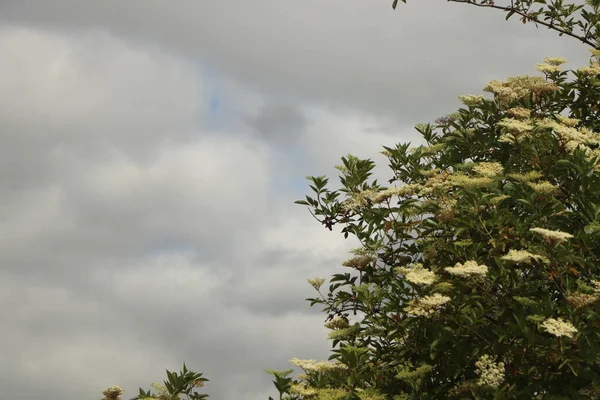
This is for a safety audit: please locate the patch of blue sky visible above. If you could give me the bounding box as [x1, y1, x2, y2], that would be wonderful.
[199, 62, 222, 130]
[267, 146, 316, 202]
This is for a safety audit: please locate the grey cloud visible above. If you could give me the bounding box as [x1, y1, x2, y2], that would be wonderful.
[249, 102, 307, 144]
[0, 0, 591, 125]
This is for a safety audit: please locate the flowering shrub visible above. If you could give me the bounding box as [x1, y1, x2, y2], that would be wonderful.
[267, 2, 600, 398]
[100, 364, 208, 400]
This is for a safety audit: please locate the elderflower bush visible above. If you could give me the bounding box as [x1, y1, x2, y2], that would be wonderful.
[269, 51, 600, 399]
[100, 364, 209, 400]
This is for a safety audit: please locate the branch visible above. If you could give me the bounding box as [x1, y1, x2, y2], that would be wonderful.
[448, 0, 599, 49]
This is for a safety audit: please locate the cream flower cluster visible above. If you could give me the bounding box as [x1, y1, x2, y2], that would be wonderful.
[541, 317, 578, 338]
[342, 189, 379, 211]
[342, 254, 377, 270]
[527, 180, 559, 196]
[484, 76, 558, 105]
[289, 357, 348, 373]
[449, 174, 494, 190]
[579, 62, 600, 75]
[536, 63, 562, 73]
[506, 170, 542, 182]
[308, 277, 326, 290]
[506, 107, 531, 119]
[566, 293, 599, 309]
[102, 386, 125, 400]
[459, 94, 485, 106]
[530, 227, 574, 243]
[445, 261, 488, 278]
[290, 384, 317, 397]
[405, 293, 451, 317]
[325, 316, 351, 330]
[475, 354, 505, 389]
[498, 118, 534, 133]
[540, 118, 600, 153]
[396, 263, 436, 286]
[501, 249, 548, 264]
[472, 162, 504, 177]
[544, 56, 568, 66]
[497, 118, 534, 143]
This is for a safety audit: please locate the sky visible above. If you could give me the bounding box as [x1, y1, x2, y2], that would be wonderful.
[0, 1, 593, 399]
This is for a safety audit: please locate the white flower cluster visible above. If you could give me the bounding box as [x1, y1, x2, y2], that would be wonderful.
[501, 249, 548, 264]
[342, 254, 378, 270]
[405, 293, 451, 317]
[475, 354, 505, 389]
[484, 76, 558, 105]
[544, 56, 568, 66]
[449, 174, 494, 190]
[102, 386, 124, 400]
[537, 118, 600, 157]
[290, 384, 317, 397]
[507, 107, 531, 119]
[307, 277, 326, 290]
[445, 261, 488, 278]
[541, 317, 578, 338]
[566, 293, 599, 309]
[472, 162, 504, 177]
[530, 227, 574, 243]
[396, 263, 436, 286]
[527, 180, 559, 196]
[289, 357, 348, 373]
[459, 94, 485, 107]
[498, 118, 533, 133]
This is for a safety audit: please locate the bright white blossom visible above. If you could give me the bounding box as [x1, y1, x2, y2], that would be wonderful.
[475, 354, 505, 388]
[541, 317, 578, 338]
[530, 227, 574, 243]
[445, 261, 488, 278]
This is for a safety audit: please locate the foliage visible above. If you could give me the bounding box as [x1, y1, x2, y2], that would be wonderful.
[268, 2, 600, 399]
[100, 364, 209, 400]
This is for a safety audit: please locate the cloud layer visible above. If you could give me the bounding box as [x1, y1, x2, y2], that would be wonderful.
[0, 1, 594, 399]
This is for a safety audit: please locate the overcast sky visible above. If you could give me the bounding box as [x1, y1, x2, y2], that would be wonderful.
[0, 1, 592, 399]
